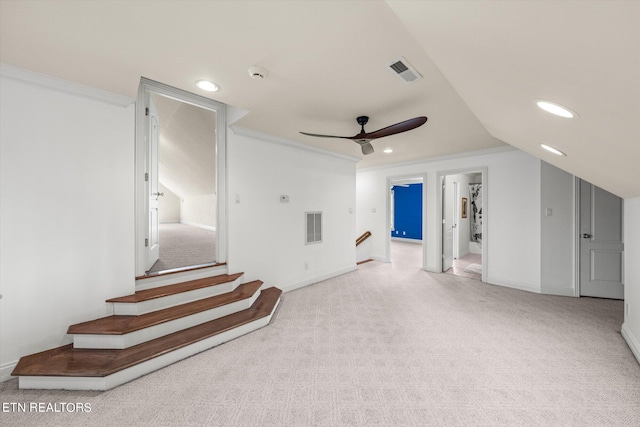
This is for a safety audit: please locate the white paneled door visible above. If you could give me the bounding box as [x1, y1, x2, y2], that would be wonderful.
[146, 99, 160, 271]
[579, 180, 624, 299]
[442, 178, 454, 272]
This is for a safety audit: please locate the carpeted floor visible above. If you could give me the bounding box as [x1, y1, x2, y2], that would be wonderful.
[148, 223, 216, 273]
[2, 261, 639, 426]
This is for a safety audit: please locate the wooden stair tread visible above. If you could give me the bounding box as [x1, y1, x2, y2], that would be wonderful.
[68, 280, 263, 335]
[108, 273, 243, 303]
[12, 287, 282, 378]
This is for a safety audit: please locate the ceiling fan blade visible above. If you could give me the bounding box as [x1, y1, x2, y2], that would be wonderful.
[359, 141, 374, 155]
[364, 116, 428, 140]
[300, 131, 353, 140]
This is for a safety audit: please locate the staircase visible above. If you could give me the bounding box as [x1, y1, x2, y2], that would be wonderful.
[11, 266, 282, 390]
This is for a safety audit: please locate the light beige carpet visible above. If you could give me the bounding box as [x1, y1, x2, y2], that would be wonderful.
[148, 223, 216, 273]
[2, 261, 639, 426]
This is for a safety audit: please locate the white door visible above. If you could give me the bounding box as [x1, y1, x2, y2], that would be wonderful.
[442, 178, 454, 271]
[452, 182, 459, 259]
[145, 100, 160, 271]
[579, 180, 624, 299]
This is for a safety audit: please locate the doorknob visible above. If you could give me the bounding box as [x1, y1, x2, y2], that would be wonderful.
[582, 233, 592, 239]
[153, 192, 164, 200]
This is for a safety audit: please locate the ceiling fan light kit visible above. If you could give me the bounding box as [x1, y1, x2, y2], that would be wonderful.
[300, 115, 427, 155]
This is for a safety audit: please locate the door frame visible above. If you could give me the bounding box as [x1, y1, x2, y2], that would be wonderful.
[134, 77, 227, 277]
[435, 167, 488, 282]
[385, 174, 427, 268]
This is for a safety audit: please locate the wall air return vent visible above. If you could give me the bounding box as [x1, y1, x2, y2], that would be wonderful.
[387, 57, 422, 83]
[305, 212, 322, 245]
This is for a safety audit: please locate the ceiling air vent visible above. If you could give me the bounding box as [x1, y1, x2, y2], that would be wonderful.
[387, 57, 422, 83]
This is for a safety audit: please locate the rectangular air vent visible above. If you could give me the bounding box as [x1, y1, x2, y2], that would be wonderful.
[305, 212, 322, 244]
[387, 56, 422, 83]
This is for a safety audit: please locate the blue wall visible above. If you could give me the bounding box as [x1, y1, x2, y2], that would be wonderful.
[392, 183, 422, 240]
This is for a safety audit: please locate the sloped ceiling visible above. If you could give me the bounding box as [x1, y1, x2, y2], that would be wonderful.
[151, 93, 216, 198]
[1, 1, 638, 197]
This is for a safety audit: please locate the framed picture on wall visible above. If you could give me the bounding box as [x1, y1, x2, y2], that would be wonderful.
[461, 197, 468, 218]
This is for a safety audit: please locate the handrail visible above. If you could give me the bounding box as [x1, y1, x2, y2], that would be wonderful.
[356, 231, 372, 247]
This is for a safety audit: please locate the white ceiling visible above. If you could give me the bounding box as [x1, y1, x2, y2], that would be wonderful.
[1, 1, 638, 197]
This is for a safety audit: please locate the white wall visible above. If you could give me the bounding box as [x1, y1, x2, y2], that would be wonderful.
[540, 161, 576, 296]
[622, 197, 640, 364]
[0, 66, 135, 381]
[356, 147, 542, 293]
[158, 183, 180, 223]
[227, 127, 357, 292]
[181, 194, 216, 230]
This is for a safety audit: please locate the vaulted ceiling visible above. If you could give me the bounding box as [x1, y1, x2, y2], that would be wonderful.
[1, 1, 638, 197]
[151, 93, 216, 199]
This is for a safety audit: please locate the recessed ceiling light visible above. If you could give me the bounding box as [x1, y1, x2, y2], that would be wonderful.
[195, 80, 219, 92]
[535, 100, 576, 118]
[384, 148, 393, 154]
[540, 144, 566, 156]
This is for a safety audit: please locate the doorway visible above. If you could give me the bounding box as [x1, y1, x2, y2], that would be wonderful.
[440, 170, 485, 281]
[388, 176, 425, 268]
[135, 78, 227, 277]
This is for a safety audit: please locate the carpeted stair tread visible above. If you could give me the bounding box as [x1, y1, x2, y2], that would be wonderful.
[12, 287, 282, 377]
[68, 280, 263, 335]
[108, 272, 243, 303]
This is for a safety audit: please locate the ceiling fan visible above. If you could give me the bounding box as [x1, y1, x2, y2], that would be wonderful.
[300, 115, 427, 155]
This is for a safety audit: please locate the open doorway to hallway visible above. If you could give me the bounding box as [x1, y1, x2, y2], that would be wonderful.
[441, 171, 483, 281]
[389, 177, 424, 268]
[147, 93, 217, 274]
[134, 78, 227, 278]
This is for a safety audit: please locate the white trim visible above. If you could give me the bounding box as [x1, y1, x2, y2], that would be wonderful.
[358, 146, 516, 173]
[1, 360, 17, 383]
[230, 125, 360, 164]
[135, 77, 227, 276]
[18, 300, 280, 391]
[485, 276, 541, 294]
[0, 63, 133, 107]
[391, 237, 422, 243]
[180, 220, 216, 231]
[539, 286, 576, 297]
[159, 220, 180, 224]
[113, 275, 242, 315]
[621, 323, 640, 365]
[135, 264, 228, 291]
[281, 265, 357, 293]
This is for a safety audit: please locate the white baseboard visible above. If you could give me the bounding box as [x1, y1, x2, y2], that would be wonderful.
[371, 254, 389, 263]
[180, 221, 216, 231]
[621, 323, 640, 365]
[458, 249, 470, 258]
[136, 264, 228, 291]
[540, 285, 576, 297]
[485, 276, 541, 294]
[1, 360, 17, 383]
[281, 265, 357, 293]
[160, 220, 180, 224]
[391, 237, 422, 243]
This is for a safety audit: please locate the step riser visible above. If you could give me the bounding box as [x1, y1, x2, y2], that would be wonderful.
[18, 299, 280, 391]
[73, 293, 261, 349]
[135, 265, 228, 291]
[112, 276, 242, 315]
